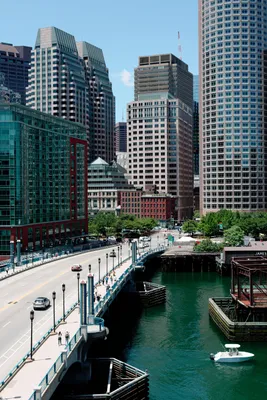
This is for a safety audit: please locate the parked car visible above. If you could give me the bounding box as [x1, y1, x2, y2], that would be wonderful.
[33, 297, 50, 310]
[71, 264, 82, 271]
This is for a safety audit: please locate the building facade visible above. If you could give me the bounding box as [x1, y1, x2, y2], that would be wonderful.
[193, 75, 199, 176]
[0, 73, 21, 103]
[118, 189, 143, 218]
[26, 27, 88, 126]
[0, 104, 88, 255]
[115, 122, 127, 152]
[127, 98, 193, 220]
[134, 54, 193, 107]
[76, 41, 115, 163]
[119, 190, 176, 224]
[0, 43, 31, 105]
[199, 0, 267, 213]
[128, 53, 193, 220]
[141, 193, 176, 223]
[88, 157, 134, 216]
[27, 27, 115, 164]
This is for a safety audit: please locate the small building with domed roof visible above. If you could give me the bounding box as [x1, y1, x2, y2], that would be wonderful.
[88, 157, 135, 217]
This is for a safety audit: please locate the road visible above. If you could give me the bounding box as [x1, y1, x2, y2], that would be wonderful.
[0, 234, 167, 382]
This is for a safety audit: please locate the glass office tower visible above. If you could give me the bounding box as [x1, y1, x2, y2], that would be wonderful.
[199, 0, 267, 213]
[0, 104, 87, 255]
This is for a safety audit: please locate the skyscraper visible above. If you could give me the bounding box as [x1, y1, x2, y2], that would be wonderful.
[199, 0, 267, 214]
[27, 27, 115, 164]
[127, 54, 193, 220]
[193, 75, 199, 176]
[115, 122, 127, 152]
[26, 27, 88, 126]
[77, 41, 115, 163]
[134, 54, 192, 107]
[0, 42, 31, 104]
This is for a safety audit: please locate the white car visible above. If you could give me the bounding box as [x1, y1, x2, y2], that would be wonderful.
[139, 236, 151, 242]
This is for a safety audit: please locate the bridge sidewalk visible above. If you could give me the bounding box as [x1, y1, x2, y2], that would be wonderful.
[0, 307, 81, 400]
[0, 258, 132, 400]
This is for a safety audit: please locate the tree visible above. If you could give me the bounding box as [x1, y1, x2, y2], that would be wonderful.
[182, 220, 198, 235]
[223, 225, 244, 247]
[198, 212, 220, 237]
[194, 239, 222, 253]
[193, 210, 200, 220]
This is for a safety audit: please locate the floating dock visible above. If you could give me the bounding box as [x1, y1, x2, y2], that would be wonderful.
[57, 358, 149, 399]
[135, 281, 166, 307]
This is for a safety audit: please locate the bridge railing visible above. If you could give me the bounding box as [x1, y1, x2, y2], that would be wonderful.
[1, 245, 168, 393]
[37, 327, 82, 396]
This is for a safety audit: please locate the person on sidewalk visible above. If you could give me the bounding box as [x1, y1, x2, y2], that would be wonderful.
[6, 267, 8, 275]
[58, 331, 62, 346]
[65, 331, 70, 345]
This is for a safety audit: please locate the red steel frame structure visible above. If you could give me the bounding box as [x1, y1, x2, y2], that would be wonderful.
[231, 257, 267, 308]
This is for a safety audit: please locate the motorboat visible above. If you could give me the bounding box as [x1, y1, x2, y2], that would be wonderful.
[210, 344, 254, 363]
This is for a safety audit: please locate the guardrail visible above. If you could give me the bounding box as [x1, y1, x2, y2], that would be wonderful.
[0, 245, 168, 394]
[38, 326, 82, 396]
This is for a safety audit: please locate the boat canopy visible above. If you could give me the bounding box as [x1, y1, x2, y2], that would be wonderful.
[225, 344, 240, 349]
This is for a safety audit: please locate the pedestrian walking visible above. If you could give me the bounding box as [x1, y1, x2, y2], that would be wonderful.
[65, 331, 70, 345]
[58, 331, 62, 346]
[105, 276, 109, 285]
[5, 267, 8, 275]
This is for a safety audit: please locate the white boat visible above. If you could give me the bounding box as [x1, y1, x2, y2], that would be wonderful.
[210, 344, 254, 363]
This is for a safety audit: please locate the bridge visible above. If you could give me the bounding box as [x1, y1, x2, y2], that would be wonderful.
[0, 235, 169, 400]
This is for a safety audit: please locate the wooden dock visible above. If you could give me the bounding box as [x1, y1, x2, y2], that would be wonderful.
[159, 245, 219, 272]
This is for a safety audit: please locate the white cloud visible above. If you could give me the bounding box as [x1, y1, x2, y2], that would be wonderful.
[120, 69, 134, 87]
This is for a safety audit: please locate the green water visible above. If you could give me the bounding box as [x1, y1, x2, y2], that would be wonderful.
[125, 272, 267, 400]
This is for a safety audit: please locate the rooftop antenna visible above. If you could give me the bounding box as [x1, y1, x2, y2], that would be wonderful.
[178, 31, 183, 61]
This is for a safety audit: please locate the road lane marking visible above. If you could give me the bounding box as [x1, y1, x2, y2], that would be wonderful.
[0, 269, 69, 313]
[0, 289, 79, 370]
[3, 321, 10, 328]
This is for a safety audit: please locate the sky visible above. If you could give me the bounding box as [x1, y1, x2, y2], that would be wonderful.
[0, 0, 198, 122]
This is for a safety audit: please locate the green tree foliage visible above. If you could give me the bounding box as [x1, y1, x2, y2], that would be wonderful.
[223, 225, 244, 247]
[193, 210, 200, 219]
[197, 210, 267, 239]
[88, 212, 157, 237]
[193, 239, 222, 253]
[182, 220, 198, 235]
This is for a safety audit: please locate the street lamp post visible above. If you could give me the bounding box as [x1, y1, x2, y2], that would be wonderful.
[77, 272, 80, 304]
[120, 245, 122, 263]
[106, 253, 108, 276]
[98, 258, 101, 283]
[30, 310, 34, 360]
[52, 291, 56, 332]
[88, 264, 91, 274]
[112, 251, 115, 271]
[62, 284, 66, 322]
[117, 246, 120, 266]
